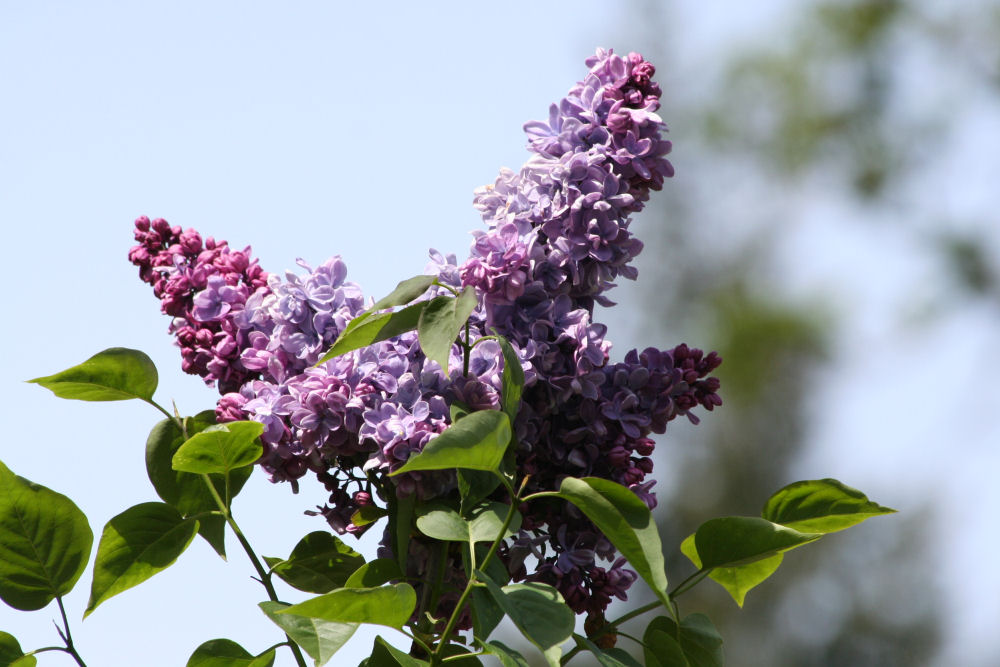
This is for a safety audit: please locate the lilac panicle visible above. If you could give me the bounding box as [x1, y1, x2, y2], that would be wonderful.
[129, 49, 721, 627]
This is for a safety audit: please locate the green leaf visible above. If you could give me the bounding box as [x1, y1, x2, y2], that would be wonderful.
[457, 470, 502, 516]
[0, 461, 93, 611]
[417, 286, 477, 370]
[28, 347, 158, 402]
[477, 572, 573, 666]
[146, 413, 248, 558]
[260, 601, 357, 666]
[185, 639, 275, 667]
[351, 505, 388, 528]
[266, 531, 366, 594]
[643, 615, 723, 667]
[278, 583, 417, 629]
[86, 502, 199, 616]
[470, 585, 504, 642]
[572, 635, 644, 667]
[479, 641, 529, 667]
[761, 478, 896, 534]
[416, 501, 520, 544]
[390, 410, 511, 476]
[366, 636, 429, 667]
[693, 516, 821, 569]
[368, 275, 439, 313]
[643, 629, 688, 667]
[440, 644, 484, 667]
[680, 534, 782, 607]
[318, 299, 432, 364]
[0, 632, 35, 667]
[536, 477, 671, 608]
[172, 421, 264, 475]
[344, 558, 403, 588]
[494, 334, 524, 424]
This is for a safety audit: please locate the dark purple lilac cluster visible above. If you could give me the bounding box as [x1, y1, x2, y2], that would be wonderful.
[129, 49, 721, 627]
[129, 216, 269, 394]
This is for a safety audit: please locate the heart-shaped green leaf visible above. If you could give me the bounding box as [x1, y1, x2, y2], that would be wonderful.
[171, 421, 264, 475]
[260, 601, 357, 666]
[0, 461, 93, 611]
[762, 478, 896, 534]
[278, 583, 416, 629]
[390, 410, 510, 476]
[28, 347, 157, 402]
[86, 502, 198, 616]
[265, 531, 365, 594]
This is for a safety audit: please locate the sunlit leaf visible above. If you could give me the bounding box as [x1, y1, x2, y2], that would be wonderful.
[279, 584, 416, 629]
[344, 559, 403, 588]
[0, 461, 93, 611]
[185, 639, 275, 667]
[171, 421, 264, 475]
[0, 631, 35, 667]
[416, 501, 519, 544]
[417, 286, 477, 370]
[86, 502, 198, 616]
[28, 347, 158, 402]
[317, 300, 429, 364]
[265, 531, 365, 594]
[368, 275, 438, 313]
[762, 478, 896, 534]
[390, 410, 510, 476]
[260, 601, 357, 666]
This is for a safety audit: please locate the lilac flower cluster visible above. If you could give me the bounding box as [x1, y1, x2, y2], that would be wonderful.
[129, 216, 269, 394]
[130, 49, 721, 628]
[460, 49, 718, 620]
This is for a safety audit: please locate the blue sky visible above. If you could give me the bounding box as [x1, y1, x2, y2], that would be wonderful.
[3, 2, 997, 666]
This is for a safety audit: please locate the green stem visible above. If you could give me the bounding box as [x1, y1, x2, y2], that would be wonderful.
[431, 477, 526, 664]
[198, 474, 308, 667]
[145, 397, 176, 423]
[669, 568, 711, 599]
[55, 596, 87, 667]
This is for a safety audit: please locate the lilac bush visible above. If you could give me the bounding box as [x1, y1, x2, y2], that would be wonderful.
[129, 48, 720, 628]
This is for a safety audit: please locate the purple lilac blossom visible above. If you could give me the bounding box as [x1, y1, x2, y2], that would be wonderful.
[129, 49, 721, 629]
